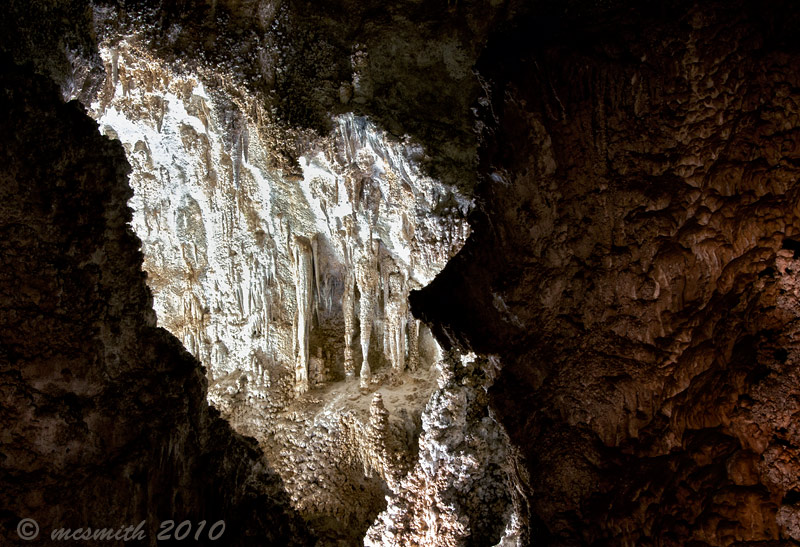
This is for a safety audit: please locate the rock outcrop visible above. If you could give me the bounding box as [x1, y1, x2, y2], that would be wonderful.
[414, 1, 800, 544]
[0, 60, 308, 546]
[366, 352, 528, 547]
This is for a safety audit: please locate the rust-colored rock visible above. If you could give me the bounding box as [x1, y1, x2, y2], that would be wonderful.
[414, 2, 800, 544]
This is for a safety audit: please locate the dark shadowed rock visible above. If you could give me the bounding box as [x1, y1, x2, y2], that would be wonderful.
[0, 60, 310, 546]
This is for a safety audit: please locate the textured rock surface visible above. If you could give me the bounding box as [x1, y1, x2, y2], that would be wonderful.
[88, 40, 468, 382]
[87, 0, 519, 192]
[0, 61, 309, 545]
[414, 1, 800, 544]
[366, 352, 528, 547]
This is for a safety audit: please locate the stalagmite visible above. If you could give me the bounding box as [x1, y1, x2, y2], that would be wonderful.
[211, 339, 228, 373]
[407, 313, 421, 371]
[366, 392, 390, 478]
[292, 236, 314, 395]
[309, 347, 327, 386]
[357, 239, 380, 389]
[369, 392, 389, 439]
[250, 350, 269, 388]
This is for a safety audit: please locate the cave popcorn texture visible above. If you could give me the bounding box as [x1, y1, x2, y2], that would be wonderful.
[366, 352, 529, 547]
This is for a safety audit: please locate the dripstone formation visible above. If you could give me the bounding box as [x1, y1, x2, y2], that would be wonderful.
[85, 40, 476, 542]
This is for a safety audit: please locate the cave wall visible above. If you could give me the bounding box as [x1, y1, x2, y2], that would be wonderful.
[88, 40, 467, 389]
[0, 60, 309, 546]
[413, 1, 800, 544]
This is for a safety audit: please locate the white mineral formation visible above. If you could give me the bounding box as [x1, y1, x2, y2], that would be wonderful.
[366, 352, 529, 547]
[385, 271, 408, 376]
[88, 40, 522, 545]
[291, 235, 314, 395]
[357, 239, 380, 389]
[408, 311, 422, 372]
[342, 268, 357, 379]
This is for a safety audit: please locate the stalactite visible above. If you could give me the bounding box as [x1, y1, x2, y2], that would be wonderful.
[88, 42, 474, 544]
[260, 264, 270, 342]
[379, 252, 410, 376]
[381, 253, 393, 357]
[311, 234, 323, 316]
[356, 239, 380, 389]
[292, 235, 314, 395]
[181, 290, 206, 359]
[385, 272, 407, 376]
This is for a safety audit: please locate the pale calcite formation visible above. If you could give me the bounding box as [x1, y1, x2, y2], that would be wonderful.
[309, 347, 328, 386]
[291, 235, 314, 395]
[385, 272, 408, 376]
[407, 311, 422, 372]
[85, 40, 523, 544]
[366, 352, 529, 547]
[357, 240, 380, 389]
[90, 42, 468, 390]
[342, 269, 357, 379]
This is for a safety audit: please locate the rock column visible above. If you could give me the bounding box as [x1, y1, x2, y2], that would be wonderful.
[357, 239, 380, 389]
[292, 236, 314, 395]
[407, 315, 421, 371]
[386, 272, 407, 375]
[366, 393, 391, 479]
[342, 270, 357, 379]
